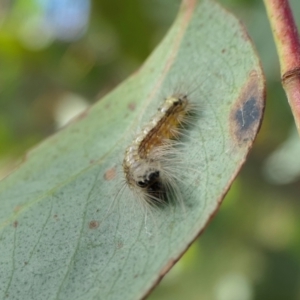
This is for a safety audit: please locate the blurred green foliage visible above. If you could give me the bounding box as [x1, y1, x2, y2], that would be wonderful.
[1, 0, 300, 299]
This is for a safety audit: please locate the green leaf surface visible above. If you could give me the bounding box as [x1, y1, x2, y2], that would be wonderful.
[0, 0, 265, 299]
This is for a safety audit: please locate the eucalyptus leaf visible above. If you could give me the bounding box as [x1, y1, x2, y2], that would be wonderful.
[0, 0, 265, 299]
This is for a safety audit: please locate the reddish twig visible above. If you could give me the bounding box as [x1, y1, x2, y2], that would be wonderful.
[264, 0, 300, 133]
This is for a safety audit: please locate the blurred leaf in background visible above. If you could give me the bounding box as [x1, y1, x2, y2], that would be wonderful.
[0, 0, 300, 300]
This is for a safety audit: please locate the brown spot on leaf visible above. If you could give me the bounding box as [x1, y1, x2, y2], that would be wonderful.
[13, 221, 18, 228]
[116, 241, 123, 249]
[14, 205, 22, 213]
[230, 70, 265, 146]
[128, 103, 136, 111]
[104, 168, 116, 181]
[89, 220, 99, 229]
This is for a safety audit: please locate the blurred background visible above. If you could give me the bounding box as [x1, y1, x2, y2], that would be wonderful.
[0, 0, 300, 299]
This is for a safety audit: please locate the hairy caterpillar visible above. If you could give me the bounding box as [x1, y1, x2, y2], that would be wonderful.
[122, 92, 198, 208]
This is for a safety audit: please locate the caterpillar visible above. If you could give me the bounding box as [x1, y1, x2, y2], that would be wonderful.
[122, 93, 197, 207]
